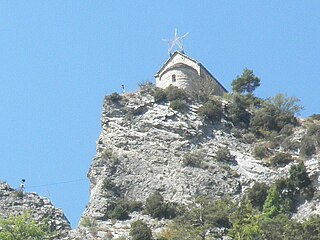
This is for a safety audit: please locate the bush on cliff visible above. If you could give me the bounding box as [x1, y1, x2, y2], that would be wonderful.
[153, 85, 188, 104]
[130, 220, 152, 240]
[107, 198, 143, 220]
[0, 212, 54, 240]
[105, 92, 123, 102]
[170, 99, 188, 112]
[198, 99, 223, 122]
[215, 147, 236, 164]
[145, 191, 177, 219]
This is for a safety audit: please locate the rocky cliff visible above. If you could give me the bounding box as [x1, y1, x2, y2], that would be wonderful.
[68, 85, 320, 239]
[0, 181, 71, 239]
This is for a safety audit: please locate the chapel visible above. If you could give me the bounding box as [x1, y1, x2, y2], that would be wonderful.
[155, 51, 227, 96]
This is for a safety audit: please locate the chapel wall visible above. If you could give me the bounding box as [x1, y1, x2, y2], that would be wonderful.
[156, 66, 199, 89]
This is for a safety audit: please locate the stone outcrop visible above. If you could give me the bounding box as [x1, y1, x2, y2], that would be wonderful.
[0, 181, 71, 239]
[2, 85, 315, 240]
[71, 87, 318, 239]
[4, 86, 320, 239]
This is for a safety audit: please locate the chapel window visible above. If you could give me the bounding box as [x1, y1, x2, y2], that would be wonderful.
[172, 74, 176, 83]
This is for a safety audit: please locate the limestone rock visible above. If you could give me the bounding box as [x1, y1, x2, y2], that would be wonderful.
[72, 88, 299, 239]
[0, 181, 71, 239]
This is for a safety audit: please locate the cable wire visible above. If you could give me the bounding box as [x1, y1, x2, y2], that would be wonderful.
[25, 178, 87, 189]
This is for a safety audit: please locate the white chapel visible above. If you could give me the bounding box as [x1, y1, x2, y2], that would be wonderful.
[155, 29, 227, 96]
[155, 51, 227, 96]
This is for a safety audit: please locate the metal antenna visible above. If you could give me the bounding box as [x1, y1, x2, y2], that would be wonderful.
[162, 28, 189, 55]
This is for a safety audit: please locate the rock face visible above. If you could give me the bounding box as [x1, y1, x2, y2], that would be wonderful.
[72, 87, 315, 239]
[0, 181, 71, 239]
[4, 87, 320, 239]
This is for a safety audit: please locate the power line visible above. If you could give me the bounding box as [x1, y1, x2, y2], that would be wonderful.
[25, 178, 87, 189]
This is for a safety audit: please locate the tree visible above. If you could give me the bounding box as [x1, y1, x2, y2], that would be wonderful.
[0, 213, 53, 240]
[130, 220, 152, 240]
[267, 93, 303, 116]
[231, 68, 261, 94]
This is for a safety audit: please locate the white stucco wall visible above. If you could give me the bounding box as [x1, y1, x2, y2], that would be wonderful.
[156, 65, 199, 89]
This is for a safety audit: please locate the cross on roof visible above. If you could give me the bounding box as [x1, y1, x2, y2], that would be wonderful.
[162, 28, 188, 55]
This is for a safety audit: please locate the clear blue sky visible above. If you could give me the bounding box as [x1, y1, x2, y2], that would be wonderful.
[1, 1, 320, 227]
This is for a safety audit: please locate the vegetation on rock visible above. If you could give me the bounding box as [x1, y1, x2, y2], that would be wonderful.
[215, 147, 236, 164]
[182, 151, 203, 168]
[0, 212, 54, 240]
[268, 152, 293, 167]
[198, 99, 223, 122]
[107, 198, 142, 220]
[91, 69, 320, 240]
[145, 191, 177, 220]
[231, 68, 261, 94]
[130, 220, 152, 240]
[105, 92, 123, 102]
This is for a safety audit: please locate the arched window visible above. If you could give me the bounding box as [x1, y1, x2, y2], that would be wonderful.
[172, 74, 176, 83]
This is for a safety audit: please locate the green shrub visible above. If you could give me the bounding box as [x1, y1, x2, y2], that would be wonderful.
[145, 191, 177, 219]
[165, 85, 187, 101]
[253, 144, 270, 159]
[170, 99, 187, 112]
[215, 147, 236, 164]
[106, 92, 122, 102]
[130, 220, 152, 240]
[309, 114, 320, 121]
[279, 124, 294, 136]
[138, 81, 155, 94]
[262, 185, 284, 217]
[307, 124, 320, 145]
[154, 88, 167, 103]
[307, 124, 320, 135]
[250, 103, 297, 138]
[247, 182, 269, 211]
[269, 152, 293, 167]
[289, 162, 313, 196]
[301, 215, 320, 239]
[0, 213, 54, 240]
[154, 86, 189, 110]
[230, 127, 242, 138]
[198, 99, 223, 122]
[242, 132, 256, 144]
[80, 216, 97, 228]
[300, 135, 316, 158]
[281, 138, 300, 152]
[101, 148, 113, 158]
[107, 199, 143, 220]
[264, 162, 314, 215]
[108, 204, 129, 220]
[182, 152, 203, 168]
[227, 94, 251, 129]
[102, 178, 120, 195]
